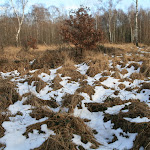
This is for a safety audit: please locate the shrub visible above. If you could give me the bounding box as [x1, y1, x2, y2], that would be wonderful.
[60, 6, 103, 53]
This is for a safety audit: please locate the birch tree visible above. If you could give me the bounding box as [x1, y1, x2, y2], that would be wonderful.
[9, 0, 28, 46]
[128, 5, 135, 43]
[98, 0, 122, 43]
[135, 0, 138, 46]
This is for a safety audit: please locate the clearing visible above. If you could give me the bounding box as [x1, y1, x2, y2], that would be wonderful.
[0, 44, 150, 150]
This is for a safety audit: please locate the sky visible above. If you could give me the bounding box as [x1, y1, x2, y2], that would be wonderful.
[0, 0, 150, 12]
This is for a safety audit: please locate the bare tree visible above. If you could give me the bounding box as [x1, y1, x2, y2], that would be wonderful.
[135, 0, 138, 46]
[128, 5, 135, 43]
[98, 0, 122, 43]
[9, 0, 28, 46]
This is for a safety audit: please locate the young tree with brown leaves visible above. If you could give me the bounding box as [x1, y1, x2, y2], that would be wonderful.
[60, 6, 103, 54]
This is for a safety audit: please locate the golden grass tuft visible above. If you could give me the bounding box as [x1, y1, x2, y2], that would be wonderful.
[140, 62, 150, 77]
[86, 51, 109, 77]
[118, 83, 126, 90]
[31, 50, 66, 69]
[51, 75, 63, 90]
[76, 83, 95, 100]
[23, 94, 59, 108]
[111, 71, 121, 79]
[127, 63, 140, 70]
[121, 69, 128, 75]
[26, 107, 100, 150]
[62, 93, 84, 113]
[58, 58, 86, 81]
[130, 73, 144, 80]
[25, 76, 47, 93]
[101, 71, 111, 76]
[0, 78, 20, 111]
[99, 77, 108, 82]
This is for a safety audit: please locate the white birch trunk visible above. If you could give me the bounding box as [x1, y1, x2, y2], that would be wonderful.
[135, 0, 138, 46]
[10, 0, 28, 47]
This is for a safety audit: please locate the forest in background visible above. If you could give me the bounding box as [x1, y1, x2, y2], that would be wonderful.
[0, 0, 150, 47]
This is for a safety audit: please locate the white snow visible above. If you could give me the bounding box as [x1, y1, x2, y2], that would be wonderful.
[75, 63, 89, 75]
[0, 97, 51, 150]
[0, 55, 149, 150]
[92, 86, 114, 102]
[105, 102, 131, 115]
[124, 117, 150, 123]
[72, 134, 92, 149]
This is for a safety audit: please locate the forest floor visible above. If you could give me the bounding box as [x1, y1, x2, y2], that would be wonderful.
[0, 43, 150, 150]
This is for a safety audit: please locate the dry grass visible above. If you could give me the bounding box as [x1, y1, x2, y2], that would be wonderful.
[85, 97, 129, 112]
[111, 71, 121, 79]
[85, 51, 109, 77]
[130, 73, 144, 80]
[34, 43, 73, 52]
[0, 78, 20, 111]
[99, 77, 108, 82]
[24, 76, 47, 93]
[137, 82, 150, 93]
[0, 113, 8, 140]
[51, 75, 63, 90]
[0, 78, 19, 143]
[103, 43, 138, 53]
[101, 71, 111, 76]
[76, 83, 95, 100]
[118, 83, 126, 90]
[34, 67, 50, 75]
[31, 50, 66, 69]
[58, 58, 86, 81]
[140, 62, 150, 77]
[23, 94, 59, 108]
[62, 93, 84, 113]
[121, 69, 128, 75]
[25, 107, 100, 150]
[127, 63, 140, 70]
[0, 43, 150, 149]
[0, 143, 5, 149]
[104, 99, 150, 149]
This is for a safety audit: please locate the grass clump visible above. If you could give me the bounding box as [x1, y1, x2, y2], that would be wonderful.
[86, 52, 109, 77]
[127, 63, 140, 70]
[31, 50, 66, 69]
[25, 76, 47, 93]
[0, 78, 20, 110]
[62, 93, 84, 113]
[58, 58, 86, 82]
[23, 94, 59, 108]
[25, 107, 100, 150]
[76, 83, 95, 100]
[104, 100, 150, 149]
[140, 62, 150, 77]
[130, 73, 144, 80]
[51, 75, 63, 90]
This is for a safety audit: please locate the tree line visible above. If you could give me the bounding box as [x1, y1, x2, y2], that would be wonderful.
[0, 0, 150, 47]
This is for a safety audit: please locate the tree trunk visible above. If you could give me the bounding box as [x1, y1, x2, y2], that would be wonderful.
[16, 25, 21, 47]
[131, 27, 133, 43]
[135, 0, 138, 46]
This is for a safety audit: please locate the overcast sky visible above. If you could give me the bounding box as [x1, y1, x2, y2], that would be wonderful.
[0, 0, 150, 12]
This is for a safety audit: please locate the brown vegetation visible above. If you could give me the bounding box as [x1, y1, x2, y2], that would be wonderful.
[60, 7, 103, 52]
[26, 107, 100, 150]
[86, 52, 109, 77]
[104, 100, 150, 149]
[62, 93, 84, 113]
[23, 95, 59, 108]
